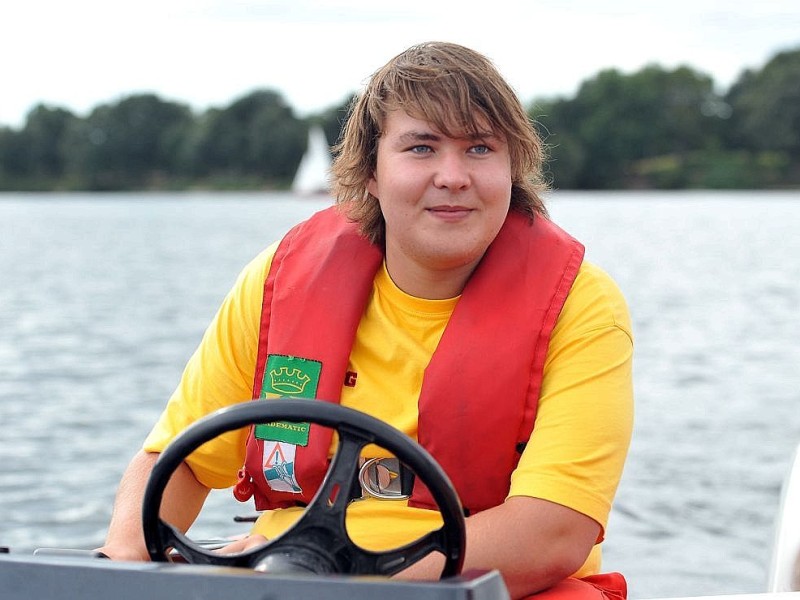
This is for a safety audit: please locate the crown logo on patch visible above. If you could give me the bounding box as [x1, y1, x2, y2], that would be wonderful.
[269, 366, 312, 395]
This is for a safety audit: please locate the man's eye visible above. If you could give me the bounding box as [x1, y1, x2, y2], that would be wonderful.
[470, 145, 491, 155]
[409, 145, 432, 154]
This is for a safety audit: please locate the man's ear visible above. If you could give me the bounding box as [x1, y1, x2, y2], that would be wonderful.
[366, 175, 378, 199]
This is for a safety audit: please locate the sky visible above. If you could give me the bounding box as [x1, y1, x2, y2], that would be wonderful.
[2, 0, 799, 128]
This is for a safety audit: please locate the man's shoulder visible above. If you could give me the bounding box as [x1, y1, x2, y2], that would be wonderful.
[243, 241, 280, 282]
[574, 261, 624, 297]
[224, 241, 280, 307]
[562, 261, 632, 338]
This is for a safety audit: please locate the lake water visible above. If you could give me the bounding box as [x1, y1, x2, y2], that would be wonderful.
[1, 190, 799, 599]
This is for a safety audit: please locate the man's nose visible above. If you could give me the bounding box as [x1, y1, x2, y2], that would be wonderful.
[433, 152, 470, 190]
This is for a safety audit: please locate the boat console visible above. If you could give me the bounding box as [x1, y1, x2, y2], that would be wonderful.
[0, 552, 509, 600]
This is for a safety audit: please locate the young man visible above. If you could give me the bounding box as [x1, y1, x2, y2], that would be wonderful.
[99, 42, 634, 600]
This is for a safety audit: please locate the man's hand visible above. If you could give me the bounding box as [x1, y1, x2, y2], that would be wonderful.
[98, 450, 210, 561]
[213, 534, 269, 554]
[94, 543, 150, 562]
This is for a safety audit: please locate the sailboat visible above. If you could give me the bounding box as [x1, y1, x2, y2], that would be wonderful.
[291, 126, 332, 195]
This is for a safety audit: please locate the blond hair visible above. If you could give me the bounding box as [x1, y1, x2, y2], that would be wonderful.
[330, 41, 548, 244]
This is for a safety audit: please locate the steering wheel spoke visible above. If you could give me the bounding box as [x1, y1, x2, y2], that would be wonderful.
[311, 432, 365, 514]
[349, 527, 449, 576]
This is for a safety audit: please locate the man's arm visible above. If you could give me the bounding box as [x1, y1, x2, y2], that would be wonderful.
[223, 494, 597, 599]
[97, 450, 211, 561]
[395, 495, 600, 599]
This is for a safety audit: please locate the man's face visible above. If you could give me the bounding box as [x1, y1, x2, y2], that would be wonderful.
[367, 110, 512, 299]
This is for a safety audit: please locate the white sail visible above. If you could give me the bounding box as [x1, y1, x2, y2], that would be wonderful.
[291, 126, 332, 195]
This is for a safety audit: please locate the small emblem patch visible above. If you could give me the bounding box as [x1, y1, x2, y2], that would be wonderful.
[255, 355, 321, 447]
[344, 370, 358, 387]
[263, 441, 302, 494]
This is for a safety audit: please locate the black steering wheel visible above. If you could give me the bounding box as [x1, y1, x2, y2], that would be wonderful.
[142, 399, 466, 578]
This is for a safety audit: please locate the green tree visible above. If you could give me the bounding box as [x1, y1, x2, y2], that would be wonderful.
[0, 127, 26, 188]
[184, 89, 305, 185]
[65, 94, 193, 189]
[536, 65, 726, 188]
[18, 104, 77, 184]
[531, 98, 586, 189]
[246, 95, 306, 181]
[317, 94, 356, 148]
[725, 47, 800, 157]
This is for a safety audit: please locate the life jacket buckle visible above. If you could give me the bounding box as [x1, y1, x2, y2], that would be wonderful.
[357, 458, 410, 500]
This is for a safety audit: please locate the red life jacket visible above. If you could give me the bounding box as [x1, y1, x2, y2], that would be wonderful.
[236, 206, 584, 515]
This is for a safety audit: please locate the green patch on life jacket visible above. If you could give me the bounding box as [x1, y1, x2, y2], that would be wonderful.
[254, 354, 322, 446]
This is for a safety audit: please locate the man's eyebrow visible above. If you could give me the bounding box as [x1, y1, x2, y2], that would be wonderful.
[396, 130, 497, 143]
[397, 131, 441, 143]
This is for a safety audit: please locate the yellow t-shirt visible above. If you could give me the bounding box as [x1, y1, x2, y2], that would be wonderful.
[144, 239, 633, 577]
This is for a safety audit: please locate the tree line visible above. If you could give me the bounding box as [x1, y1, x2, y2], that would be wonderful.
[1, 46, 798, 191]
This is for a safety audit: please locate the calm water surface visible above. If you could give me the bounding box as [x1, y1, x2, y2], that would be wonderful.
[1, 191, 799, 599]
